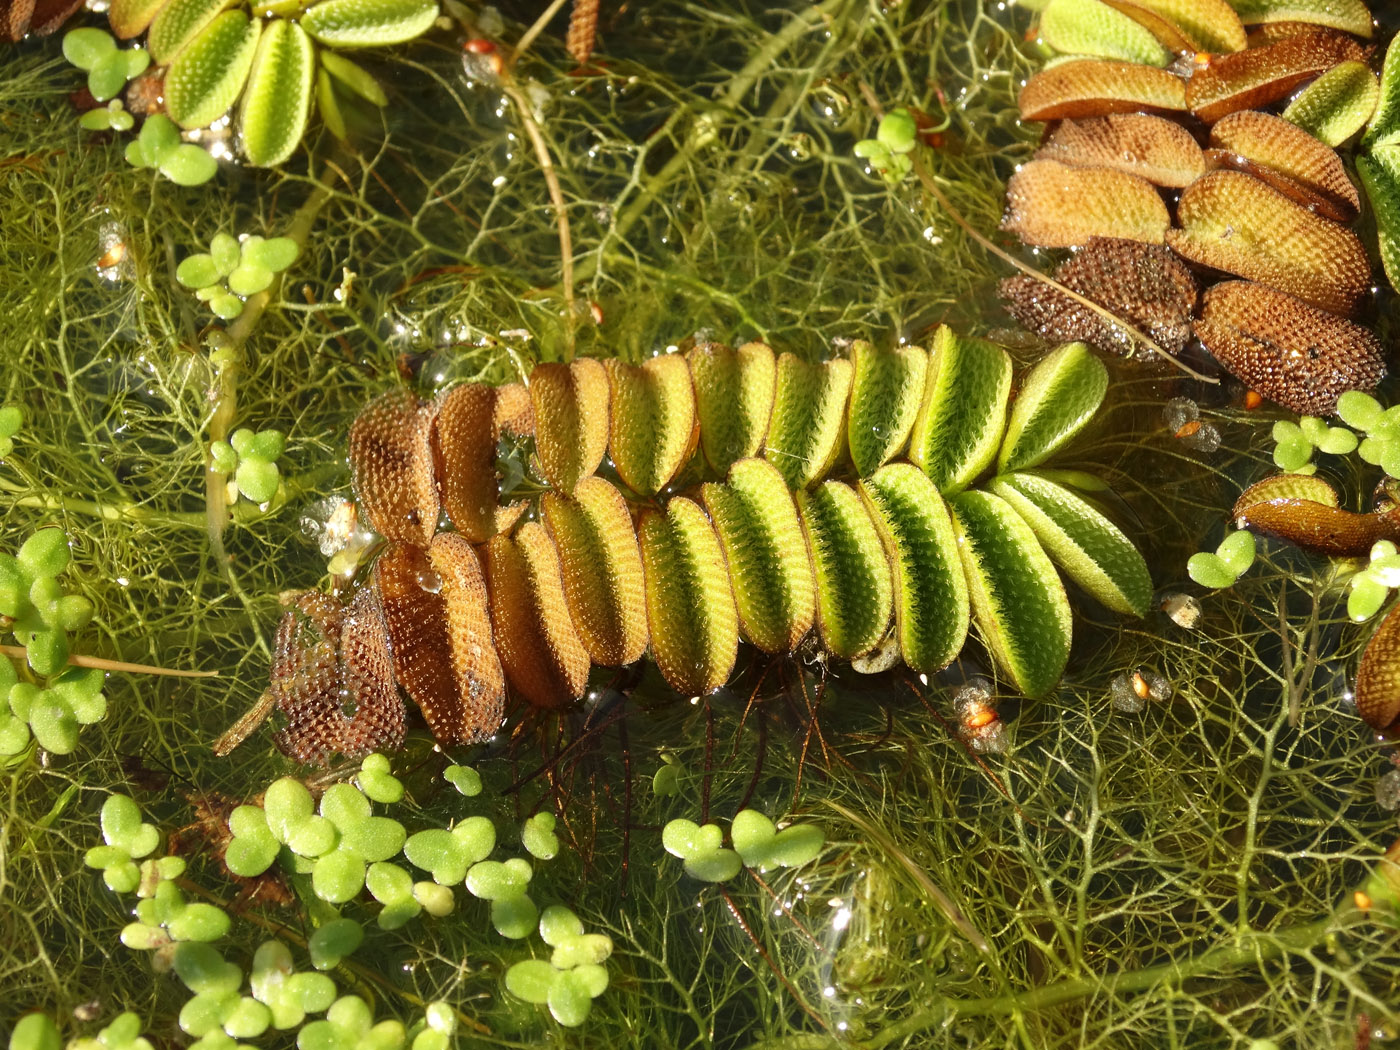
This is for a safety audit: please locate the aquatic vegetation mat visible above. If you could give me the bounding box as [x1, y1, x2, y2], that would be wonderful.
[3, 0, 1400, 1048]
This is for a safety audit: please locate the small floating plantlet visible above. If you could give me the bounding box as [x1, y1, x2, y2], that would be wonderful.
[104, 0, 438, 168]
[1186, 530, 1256, 590]
[178, 233, 300, 320]
[209, 427, 286, 505]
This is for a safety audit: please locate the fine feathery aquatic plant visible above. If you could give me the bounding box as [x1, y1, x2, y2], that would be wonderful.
[259, 331, 1152, 763]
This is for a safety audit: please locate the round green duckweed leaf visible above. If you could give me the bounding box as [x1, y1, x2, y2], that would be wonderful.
[413, 881, 454, 916]
[550, 932, 612, 969]
[64, 28, 118, 69]
[222, 998, 272, 1039]
[308, 918, 363, 970]
[574, 963, 608, 998]
[403, 829, 466, 885]
[490, 892, 538, 939]
[312, 851, 367, 903]
[242, 235, 300, 273]
[1273, 437, 1314, 472]
[1215, 530, 1256, 575]
[662, 819, 723, 859]
[730, 809, 776, 865]
[1338, 391, 1382, 431]
[443, 764, 481, 796]
[504, 959, 555, 1004]
[465, 858, 532, 900]
[301, 0, 438, 47]
[451, 815, 495, 864]
[101, 793, 143, 845]
[548, 969, 594, 1027]
[1187, 551, 1236, 589]
[11, 1014, 61, 1050]
[236, 457, 280, 503]
[18, 528, 70, 579]
[238, 18, 314, 168]
[264, 777, 314, 839]
[169, 902, 232, 942]
[178, 254, 222, 289]
[103, 860, 141, 893]
[320, 782, 371, 828]
[1317, 426, 1359, 456]
[540, 905, 584, 946]
[23, 698, 74, 752]
[365, 861, 413, 905]
[1350, 576, 1390, 621]
[682, 849, 742, 883]
[159, 144, 220, 186]
[338, 816, 406, 862]
[173, 943, 241, 994]
[226, 833, 279, 877]
[767, 824, 824, 868]
[521, 812, 559, 860]
[89, 53, 137, 102]
[876, 108, 918, 153]
[226, 264, 273, 297]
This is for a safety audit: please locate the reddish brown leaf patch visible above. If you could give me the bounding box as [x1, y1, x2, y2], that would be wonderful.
[1018, 58, 1187, 121]
[1037, 113, 1205, 187]
[1003, 160, 1170, 247]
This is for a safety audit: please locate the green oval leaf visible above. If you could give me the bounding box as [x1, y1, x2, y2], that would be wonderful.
[1039, 0, 1172, 66]
[1225, 0, 1372, 37]
[764, 354, 852, 490]
[846, 340, 927, 477]
[238, 18, 314, 167]
[795, 481, 893, 660]
[1283, 60, 1379, 147]
[909, 327, 1013, 495]
[148, 0, 235, 65]
[63, 27, 116, 70]
[1358, 147, 1400, 295]
[1367, 32, 1400, 148]
[949, 490, 1071, 698]
[988, 472, 1152, 617]
[996, 342, 1108, 473]
[166, 9, 260, 129]
[859, 463, 969, 674]
[319, 50, 389, 105]
[300, 0, 438, 47]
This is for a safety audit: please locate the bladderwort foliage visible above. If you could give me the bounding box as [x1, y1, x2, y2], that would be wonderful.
[4, 0, 1400, 1047]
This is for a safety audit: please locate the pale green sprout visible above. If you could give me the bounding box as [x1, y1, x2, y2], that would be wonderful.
[177, 233, 300, 320]
[307, 919, 364, 971]
[355, 753, 404, 803]
[210, 428, 286, 505]
[1348, 540, 1400, 622]
[83, 794, 162, 893]
[652, 751, 682, 796]
[249, 940, 339, 1028]
[79, 99, 137, 132]
[1187, 530, 1256, 590]
[521, 812, 559, 859]
[62, 28, 150, 102]
[852, 107, 920, 184]
[121, 879, 231, 949]
[296, 995, 406, 1050]
[68, 1011, 153, 1050]
[0, 527, 94, 675]
[503, 905, 612, 1027]
[124, 114, 218, 186]
[408, 1002, 455, 1050]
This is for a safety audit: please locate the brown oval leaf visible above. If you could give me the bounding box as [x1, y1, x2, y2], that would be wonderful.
[1209, 109, 1359, 217]
[434, 382, 531, 543]
[1358, 602, 1400, 731]
[530, 358, 609, 494]
[1234, 497, 1394, 557]
[1194, 281, 1383, 414]
[999, 237, 1198, 357]
[1168, 170, 1370, 315]
[1003, 160, 1170, 248]
[484, 522, 590, 709]
[1018, 58, 1187, 121]
[375, 535, 505, 746]
[1037, 113, 1205, 187]
[1186, 28, 1366, 124]
[1106, 0, 1247, 52]
[348, 389, 439, 548]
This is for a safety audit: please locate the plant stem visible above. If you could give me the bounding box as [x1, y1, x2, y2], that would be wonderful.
[739, 917, 1338, 1050]
[0, 644, 216, 678]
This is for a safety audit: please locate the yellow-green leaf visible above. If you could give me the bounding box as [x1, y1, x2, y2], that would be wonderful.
[1225, 0, 1372, 37]
[688, 341, 776, 476]
[949, 490, 1071, 698]
[638, 498, 738, 697]
[765, 354, 852, 489]
[997, 342, 1108, 473]
[701, 459, 815, 654]
[239, 18, 314, 168]
[165, 10, 259, 129]
[988, 472, 1152, 617]
[1283, 60, 1379, 147]
[859, 464, 969, 674]
[796, 481, 893, 660]
[1366, 32, 1400, 148]
[910, 327, 1012, 495]
[607, 356, 696, 497]
[147, 0, 233, 64]
[301, 0, 438, 48]
[1040, 0, 1172, 65]
[1357, 147, 1400, 295]
[847, 340, 927, 478]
